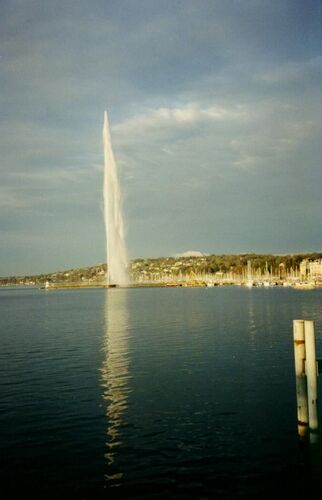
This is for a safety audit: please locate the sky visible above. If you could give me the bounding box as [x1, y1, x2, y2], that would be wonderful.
[0, 0, 321, 275]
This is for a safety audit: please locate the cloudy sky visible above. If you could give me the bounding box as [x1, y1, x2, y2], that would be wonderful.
[1, 0, 321, 275]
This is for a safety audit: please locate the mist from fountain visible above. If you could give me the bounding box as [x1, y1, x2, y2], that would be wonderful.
[103, 111, 129, 286]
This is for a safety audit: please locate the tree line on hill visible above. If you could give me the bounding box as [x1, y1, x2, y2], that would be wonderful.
[0, 253, 321, 286]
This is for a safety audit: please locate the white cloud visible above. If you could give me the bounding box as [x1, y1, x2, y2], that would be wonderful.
[112, 93, 320, 180]
[114, 103, 247, 136]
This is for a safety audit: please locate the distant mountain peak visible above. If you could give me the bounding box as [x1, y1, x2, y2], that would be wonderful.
[174, 250, 206, 258]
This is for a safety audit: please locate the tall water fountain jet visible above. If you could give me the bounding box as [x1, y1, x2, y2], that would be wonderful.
[103, 111, 129, 286]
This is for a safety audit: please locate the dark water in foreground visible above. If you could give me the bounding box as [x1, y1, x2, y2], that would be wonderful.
[1, 286, 322, 498]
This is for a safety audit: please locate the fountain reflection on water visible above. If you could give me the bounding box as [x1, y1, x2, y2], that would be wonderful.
[100, 289, 131, 483]
[103, 111, 129, 286]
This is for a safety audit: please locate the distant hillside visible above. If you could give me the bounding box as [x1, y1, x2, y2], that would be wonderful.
[0, 252, 321, 286]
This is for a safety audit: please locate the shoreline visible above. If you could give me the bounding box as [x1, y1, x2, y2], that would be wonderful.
[1, 281, 319, 291]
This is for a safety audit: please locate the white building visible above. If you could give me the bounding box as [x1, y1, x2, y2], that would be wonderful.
[300, 258, 322, 280]
[309, 259, 322, 278]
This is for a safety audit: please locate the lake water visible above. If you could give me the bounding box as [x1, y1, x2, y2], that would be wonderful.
[1, 286, 322, 498]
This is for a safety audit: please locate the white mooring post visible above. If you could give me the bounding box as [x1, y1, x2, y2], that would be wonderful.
[304, 320, 319, 433]
[293, 320, 309, 438]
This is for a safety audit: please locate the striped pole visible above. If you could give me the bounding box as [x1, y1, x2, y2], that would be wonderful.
[293, 320, 309, 438]
[304, 320, 318, 433]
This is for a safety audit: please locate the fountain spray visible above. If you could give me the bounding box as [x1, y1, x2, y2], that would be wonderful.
[103, 111, 129, 286]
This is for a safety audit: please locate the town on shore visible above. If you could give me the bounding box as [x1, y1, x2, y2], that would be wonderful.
[1, 253, 321, 289]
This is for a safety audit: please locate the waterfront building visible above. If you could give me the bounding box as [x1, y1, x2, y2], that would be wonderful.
[309, 259, 322, 279]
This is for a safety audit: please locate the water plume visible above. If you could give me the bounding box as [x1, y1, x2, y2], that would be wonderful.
[103, 111, 129, 286]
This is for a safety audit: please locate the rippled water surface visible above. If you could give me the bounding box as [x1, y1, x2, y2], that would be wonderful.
[1, 286, 322, 498]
